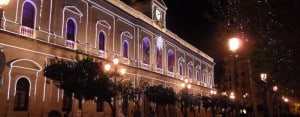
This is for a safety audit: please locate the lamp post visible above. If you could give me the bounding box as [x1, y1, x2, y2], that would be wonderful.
[210, 90, 218, 117]
[104, 58, 126, 117]
[180, 78, 191, 117]
[0, 0, 9, 28]
[228, 37, 240, 95]
[228, 38, 240, 117]
[260, 73, 275, 117]
[228, 37, 259, 117]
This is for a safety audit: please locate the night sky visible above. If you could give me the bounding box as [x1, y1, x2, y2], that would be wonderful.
[163, 0, 300, 98]
[164, 0, 216, 53]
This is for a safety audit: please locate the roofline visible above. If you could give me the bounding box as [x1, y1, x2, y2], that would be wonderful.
[107, 0, 214, 62]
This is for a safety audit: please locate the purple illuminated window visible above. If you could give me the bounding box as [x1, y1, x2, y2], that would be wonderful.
[142, 37, 150, 64]
[22, 2, 35, 28]
[178, 60, 184, 75]
[14, 78, 29, 111]
[156, 47, 162, 69]
[99, 32, 105, 51]
[188, 64, 193, 79]
[167, 49, 174, 72]
[179, 64, 183, 75]
[196, 68, 200, 81]
[67, 19, 76, 41]
[123, 40, 129, 58]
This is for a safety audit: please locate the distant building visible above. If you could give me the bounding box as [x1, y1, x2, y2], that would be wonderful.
[0, 0, 215, 116]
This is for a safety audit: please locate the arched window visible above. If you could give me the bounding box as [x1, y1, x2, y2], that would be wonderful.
[167, 49, 174, 72]
[62, 91, 72, 112]
[208, 75, 211, 87]
[195, 67, 200, 81]
[14, 78, 30, 111]
[203, 74, 206, 84]
[123, 40, 129, 59]
[22, 2, 35, 28]
[66, 19, 76, 42]
[99, 31, 105, 51]
[178, 58, 184, 75]
[188, 64, 193, 79]
[142, 37, 150, 64]
[156, 37, 163, 69]
[156, 48, 162, 69]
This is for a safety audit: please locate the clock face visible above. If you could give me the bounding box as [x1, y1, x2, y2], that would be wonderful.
[155, 9, 162, 20]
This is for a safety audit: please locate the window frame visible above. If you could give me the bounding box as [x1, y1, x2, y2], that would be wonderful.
[167, 49, 174, 72]
[14, 78, 30, 111]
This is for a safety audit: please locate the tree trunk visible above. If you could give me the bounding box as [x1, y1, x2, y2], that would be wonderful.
[198, 106, 201, 117]
[163, 106, 166, 117]
[79, 98, 83, 110]
[108, 100, 116, 117]
[156, 105, 158, 117]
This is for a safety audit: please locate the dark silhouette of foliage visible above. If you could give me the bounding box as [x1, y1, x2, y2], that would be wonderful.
[144, 85, 177, 117]
[44, 58, 117, 111]
[144, 85, 177, 106]
[178, 89, 193, 117]
[202, 96, 212, 111]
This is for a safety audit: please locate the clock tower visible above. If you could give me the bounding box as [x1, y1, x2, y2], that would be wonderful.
[152, 0, 167, 27]
[122, 0, 167, 27]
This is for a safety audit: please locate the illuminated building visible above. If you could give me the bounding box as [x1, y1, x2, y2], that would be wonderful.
[0, 0, 214, 116]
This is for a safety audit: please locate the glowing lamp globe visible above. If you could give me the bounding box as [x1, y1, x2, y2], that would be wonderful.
[0, 0, 9, 8]
[228, 37, 240, 52]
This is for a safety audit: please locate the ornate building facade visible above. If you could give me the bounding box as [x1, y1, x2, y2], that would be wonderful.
[0, 0, 215, 116]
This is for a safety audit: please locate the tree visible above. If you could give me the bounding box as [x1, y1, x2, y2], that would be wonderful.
[202, 96, 212, 112]
[178, 89, 193, 117]
[44, 58, 118, 114]
[144, 85, 177, 117]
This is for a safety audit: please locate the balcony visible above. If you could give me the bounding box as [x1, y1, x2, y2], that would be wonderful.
[66, 40, 75, 49]
[20, 26, 34, 38]
[99, 50, 105, 57]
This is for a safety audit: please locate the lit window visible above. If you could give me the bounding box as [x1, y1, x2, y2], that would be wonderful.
[142, 37, 150, 65]
[167, 49, 174, 72]
[66, 19, 76, 42]
[178, 58, 184, 75]
[22, 2, 35, 28]
[203, 74, 206, 84]
[21, 2, 35, 37]
[123, 40, 129, 58]
[14, 78, 30, 111]
[188, 64, 193, 79]
[156, 46, 162, 69]
[196, 67, 200, 81]
[156, 37, 163, 69]
[99, 31, 105, 51]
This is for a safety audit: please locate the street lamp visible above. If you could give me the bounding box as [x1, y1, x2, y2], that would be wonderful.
[282, 96, 289, 103]
[181, 78, 191, 89]
[104, 58, 126, 117]
[261, 73, 267, 82]
[228, 37, 240, 52]
[273, 85, 278, 92]
[0, 0, 9, 28]
[229, 92, 235, 100]
[228, 37, 241, 91]
[0, 0, 9, 7]
[210, 90, 217, 95]
[180, 78, 191, 117]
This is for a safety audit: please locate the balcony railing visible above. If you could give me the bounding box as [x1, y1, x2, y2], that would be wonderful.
[99, 50, 105, 57]
[66, 40, 75, 49]
[20, 26, 34, 38]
